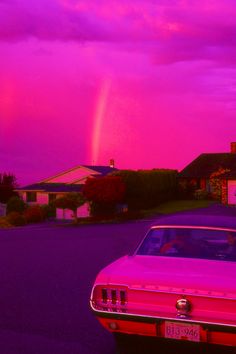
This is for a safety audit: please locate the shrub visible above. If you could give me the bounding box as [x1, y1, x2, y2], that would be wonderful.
[7, 196, 26, 214]
[24, 205, 44, 223]
[83, 176, 125, 204]
[0, 217, 12, 228]
[194, 189, 208, 200]
[89, 201, 116, 217]
[83, 176, 126, 217]
[54, 192, 85, 222]
[40, 204, 56, 219]
[6, 212, 26, 226]
[112, 169, 178, 210]
[178, 179, 196, 199]
[116, 210, 144, 221]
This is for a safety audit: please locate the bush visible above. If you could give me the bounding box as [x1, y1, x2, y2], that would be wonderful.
[24, 205, 44, 223]
[7, 196, 26, 214]
[112, 169, 178, 210]
[83, 177, 125, 217]
[40, 204, 56, 219]
[194, 189, 209, 200]
[0, 217, 12, 228]
[6, 212, 26, 226]
[116, 210, 144, 221]
[178, 179, 197, 199]
[89, 201, 116, 217]
[54, 193, 86, 222]
[83, 177, 125, 204]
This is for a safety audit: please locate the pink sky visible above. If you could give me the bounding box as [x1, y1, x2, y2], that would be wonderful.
[1, 0, 236, 185]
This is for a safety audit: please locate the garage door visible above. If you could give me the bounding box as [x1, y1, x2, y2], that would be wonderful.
[228, 180, 236, 205]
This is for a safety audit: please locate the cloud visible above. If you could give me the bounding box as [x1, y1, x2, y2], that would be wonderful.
[1, 0, 236, 67]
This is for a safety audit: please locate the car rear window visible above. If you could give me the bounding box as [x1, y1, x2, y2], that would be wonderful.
[136, 227, 236, 261]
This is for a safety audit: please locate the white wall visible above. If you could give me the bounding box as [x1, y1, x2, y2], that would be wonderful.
[228, 180, 236, 205]
[56, 203, 90, 220]
[37, 193, 48, 204]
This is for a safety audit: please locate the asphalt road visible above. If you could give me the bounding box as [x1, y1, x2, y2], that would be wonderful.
[0, 220, 153, 354]
[0, 216, 235, 354]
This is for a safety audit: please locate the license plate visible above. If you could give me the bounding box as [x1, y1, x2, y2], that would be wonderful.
[164, 321, 200, 342]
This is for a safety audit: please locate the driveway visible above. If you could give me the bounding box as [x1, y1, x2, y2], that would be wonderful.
[178, 203, 236, 216]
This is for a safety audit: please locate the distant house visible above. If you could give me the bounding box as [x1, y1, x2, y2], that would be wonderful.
[179, 143, 236, 205]
[0, 203, 6, 217]
[16, 162, 117, 219]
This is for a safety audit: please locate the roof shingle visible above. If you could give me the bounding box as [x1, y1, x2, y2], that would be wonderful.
[179, 153, 236, 178]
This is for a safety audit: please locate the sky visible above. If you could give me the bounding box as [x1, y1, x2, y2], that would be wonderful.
[1, 0, 236, 185]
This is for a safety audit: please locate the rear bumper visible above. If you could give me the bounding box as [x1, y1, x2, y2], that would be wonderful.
[93, 311, 236, 347]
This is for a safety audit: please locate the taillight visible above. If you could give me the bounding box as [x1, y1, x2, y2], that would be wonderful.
[111, 290, 117, 304]
[91, 286, 128, 312]
[102, 288, 108, 303]
[120, 290, 126, 305]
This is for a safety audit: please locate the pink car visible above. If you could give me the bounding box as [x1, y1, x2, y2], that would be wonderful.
[90, 215, 236, 350]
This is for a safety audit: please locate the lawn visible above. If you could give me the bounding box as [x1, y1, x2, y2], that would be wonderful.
[142, 199, 213, 216]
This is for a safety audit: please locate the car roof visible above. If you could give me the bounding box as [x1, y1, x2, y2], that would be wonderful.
[150, 214, 236, 230]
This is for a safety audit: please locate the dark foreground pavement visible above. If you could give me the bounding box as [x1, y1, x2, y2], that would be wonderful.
[0, 221, 153, 354]
[0, 207, 235, 354]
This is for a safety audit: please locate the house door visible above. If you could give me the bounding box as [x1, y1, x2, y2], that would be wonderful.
[228, 180, 236, 205]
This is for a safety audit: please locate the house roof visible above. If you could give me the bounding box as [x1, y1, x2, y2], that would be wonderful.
[16, 183, 83, 193]
[82, 165, 118, 176]
[16, 164, 118, 192]
[39, 164, 118, 184]
[179, 153, 236, 179]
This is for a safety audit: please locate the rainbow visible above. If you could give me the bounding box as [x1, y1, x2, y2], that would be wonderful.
[91, 78, 111, 165]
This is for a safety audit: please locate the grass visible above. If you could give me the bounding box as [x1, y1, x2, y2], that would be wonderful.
[59, 200, 214, 226]
[142, 199, 213, 217]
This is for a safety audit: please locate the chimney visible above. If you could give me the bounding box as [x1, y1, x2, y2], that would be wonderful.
[231, 142, 236, 153]
[109, 159, 115, 168]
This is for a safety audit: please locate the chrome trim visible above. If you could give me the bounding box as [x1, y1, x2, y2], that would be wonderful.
[91, 285, 128, 307]
[133, 225, 236, 256]
[176, 298, 192, 318]
[130, 286, 236, 300]
[90, 301, 236, 329]
[150, 225, 236, 232]
[91, 283, 236, 301]
[90, 283, 236, 328]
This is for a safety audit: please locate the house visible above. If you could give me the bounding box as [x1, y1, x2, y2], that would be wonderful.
[16, 161, 117, 219]
[179, 142, 236, 205]
[0, 203, 6, 217]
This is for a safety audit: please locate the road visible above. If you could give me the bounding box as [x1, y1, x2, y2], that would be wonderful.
[0, 218, 234, 354]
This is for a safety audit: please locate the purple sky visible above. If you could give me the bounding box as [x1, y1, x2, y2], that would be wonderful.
[1, 0, 236, 185]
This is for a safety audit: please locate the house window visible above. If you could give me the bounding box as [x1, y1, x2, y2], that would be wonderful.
[26, 192, 37, 202]
[48, 194, 57, 204]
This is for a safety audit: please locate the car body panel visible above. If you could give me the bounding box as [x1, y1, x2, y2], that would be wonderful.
[90, 215, 236, 347]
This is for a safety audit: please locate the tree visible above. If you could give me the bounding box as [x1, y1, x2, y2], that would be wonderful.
[0, 173, 18, 203]
[54, 192, 86, 222]
[6, 196, 26, 214]
[83, 176, 126, 216]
